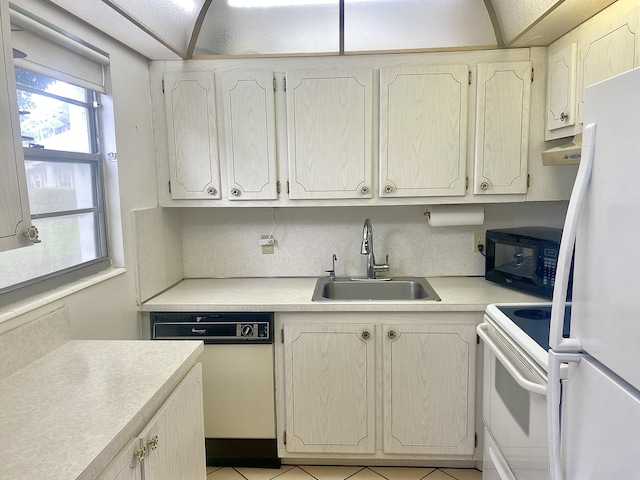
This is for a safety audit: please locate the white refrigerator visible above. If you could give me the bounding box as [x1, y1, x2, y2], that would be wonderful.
[547, 67, 640, 480]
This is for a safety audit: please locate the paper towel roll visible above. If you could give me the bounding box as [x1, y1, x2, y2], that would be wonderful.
[426, 205, 485, 227]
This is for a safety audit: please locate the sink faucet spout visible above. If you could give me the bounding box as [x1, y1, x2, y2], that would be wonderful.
[360, 218, 389, 279]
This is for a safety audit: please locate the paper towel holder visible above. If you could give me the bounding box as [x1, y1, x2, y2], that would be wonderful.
[423, 204, 485, 227]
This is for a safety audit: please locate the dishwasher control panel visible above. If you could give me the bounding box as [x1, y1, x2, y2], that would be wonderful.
[150, 312, 273, 344]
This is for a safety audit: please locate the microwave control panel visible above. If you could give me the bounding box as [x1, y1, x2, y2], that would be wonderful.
[542, 247, 558, 286]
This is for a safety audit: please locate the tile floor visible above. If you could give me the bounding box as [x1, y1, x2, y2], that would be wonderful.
[206, 465, 481, 480]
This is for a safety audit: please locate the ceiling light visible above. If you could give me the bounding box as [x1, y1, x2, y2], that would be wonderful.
[228, 0, 366, 7]
[170, 0, 197, 11]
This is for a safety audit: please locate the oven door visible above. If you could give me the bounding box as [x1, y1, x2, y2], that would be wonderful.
[478, 320, 549, 480]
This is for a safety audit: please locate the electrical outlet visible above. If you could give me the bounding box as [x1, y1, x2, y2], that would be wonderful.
[474, 232, 485, 253]
[261, 235, 274, 254]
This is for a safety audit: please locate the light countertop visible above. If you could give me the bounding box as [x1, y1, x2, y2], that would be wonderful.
[140, 276, 543, 313]
[0, 339, 203, 480]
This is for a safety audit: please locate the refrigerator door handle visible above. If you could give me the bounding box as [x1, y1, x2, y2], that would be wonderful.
[550, 122, 597, 352]
[548, 351, 583, 480]
[477, 323, 547, 396]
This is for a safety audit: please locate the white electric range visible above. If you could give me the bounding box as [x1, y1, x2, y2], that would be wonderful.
[477, 303, 571, 480]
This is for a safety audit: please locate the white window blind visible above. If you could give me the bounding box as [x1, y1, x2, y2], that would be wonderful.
[9, 5, 109, 92]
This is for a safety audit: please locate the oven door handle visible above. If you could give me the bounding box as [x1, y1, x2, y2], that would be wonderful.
[476, 323, 547, 396]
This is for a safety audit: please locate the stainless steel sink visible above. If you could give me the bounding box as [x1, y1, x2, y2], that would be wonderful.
[312, 277, 441, 302]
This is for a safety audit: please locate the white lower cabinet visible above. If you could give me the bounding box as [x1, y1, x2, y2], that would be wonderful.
[97, 363, 206, 480]
[277, 314, 477, 460]
[97, 438, 144, 480]
[382, 323, 476, 456]
[283, 323, 375, 454]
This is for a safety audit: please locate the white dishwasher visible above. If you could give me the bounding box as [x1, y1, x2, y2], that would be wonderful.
[149, 312, 278, 468]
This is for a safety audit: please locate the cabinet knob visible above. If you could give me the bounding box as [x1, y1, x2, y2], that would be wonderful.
[480, 181, 489, 190]
[362, 331, 371, 340]
[360, 186, 370, 195]
[384, 184, 394, 193]
[147, 435, 159, 450]
[135, 445, 146, 462]
[23, 225, 40, 244]
[560, 112, 568, 122]
[388, 330, 397, 339]
[231, 188, 241, 196]
[206, 187, 217, 196]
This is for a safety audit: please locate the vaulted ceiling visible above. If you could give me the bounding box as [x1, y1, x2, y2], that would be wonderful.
[35, 0, 617, 59]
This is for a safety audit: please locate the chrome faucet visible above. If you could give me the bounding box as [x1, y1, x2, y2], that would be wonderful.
[361, 218, 389, 279]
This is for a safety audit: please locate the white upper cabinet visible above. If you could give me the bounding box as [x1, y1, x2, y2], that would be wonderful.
[164, 71, 221, 200]
[286, 68, 373, 200]
[379, 65, 468, 197]
[0, 0, 32, 252]
[576, 10, 638, 124]
[547, 43, 577, 131]
[218, 71, 278, 200]
[474, 61, 531, 195]
[545, 0, 640, 140]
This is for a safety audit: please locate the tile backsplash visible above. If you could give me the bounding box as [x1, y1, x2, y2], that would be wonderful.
[180, 203, 568, 279]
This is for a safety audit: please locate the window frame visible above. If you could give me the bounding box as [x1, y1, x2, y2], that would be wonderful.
[0, 70, 111, 307]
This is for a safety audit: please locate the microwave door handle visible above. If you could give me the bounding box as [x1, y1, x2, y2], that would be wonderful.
[550, 123, 597, 351]
[476, 323, 546, 396]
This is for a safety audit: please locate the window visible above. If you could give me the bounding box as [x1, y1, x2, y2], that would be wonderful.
[0, 68, 108, 300]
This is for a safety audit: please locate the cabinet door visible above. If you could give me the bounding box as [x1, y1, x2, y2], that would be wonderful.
[141, 363, 206, 480]
[547, 43, 577, 131]
[379, 65, 468, 197]
[96, 438, 143, 480]
[283, 323, 375, 454]
[0, 0, 32, 252]
[474, 62, 531, 195]
[286, 69, 373, 199]
[164, 72, 221, 200]
[382, 323, 476, 455]
[576, 16, 638, 124]
[219, 71, 278, 200]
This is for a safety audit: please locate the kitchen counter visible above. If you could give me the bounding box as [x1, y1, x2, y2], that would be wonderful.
[140, 276, 542, 312]
[0, 339, 203, 480]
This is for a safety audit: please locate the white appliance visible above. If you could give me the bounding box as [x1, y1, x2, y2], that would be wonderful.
[478, 302, 567, 480]
[547, 67, 640, 480]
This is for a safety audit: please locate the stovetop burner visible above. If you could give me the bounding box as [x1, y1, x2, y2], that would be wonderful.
[496, 304, 571, 351]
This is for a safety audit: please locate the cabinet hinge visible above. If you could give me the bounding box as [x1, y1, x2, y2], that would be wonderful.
[287, 181, 290, 194]
[273, 76, 277, 91]
[283, 76, 287, 92]
[168, 181, 171, 194]
[465, 176, 469, 191]
[531, 68, 535, 83]
[475, 432, 478, 448]
[277, 181, 281, 194]
[468, 71, 472, 86]
[527, 174, 530, 188]
[162, 78, 165, 93]
[283, 431, 287, 445]
[281, 328, 284, 344]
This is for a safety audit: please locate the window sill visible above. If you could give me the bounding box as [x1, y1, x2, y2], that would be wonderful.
[0, 267, 126, 326]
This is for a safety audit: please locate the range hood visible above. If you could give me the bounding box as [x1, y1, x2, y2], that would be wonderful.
[542, 134, 582, 165]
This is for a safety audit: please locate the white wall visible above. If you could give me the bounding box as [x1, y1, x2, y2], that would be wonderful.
[180, 202, 568, 279]
[11, 0, 159, 340]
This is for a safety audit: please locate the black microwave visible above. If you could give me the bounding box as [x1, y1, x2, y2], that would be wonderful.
[485, 227, 572, 299]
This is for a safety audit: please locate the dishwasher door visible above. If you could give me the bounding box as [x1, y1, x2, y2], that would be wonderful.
[200, 342, 274, 438]
[149, 312, 278, 467]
